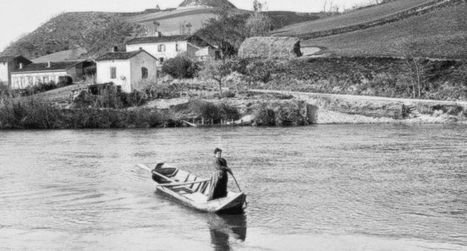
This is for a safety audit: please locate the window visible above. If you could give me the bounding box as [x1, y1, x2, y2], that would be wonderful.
[159, 58, 164, 63]
[110, 67, 117, 79]
[176, 43, 180, 52]
[158, 44, 166, 52]
[141, 67, 148, 79]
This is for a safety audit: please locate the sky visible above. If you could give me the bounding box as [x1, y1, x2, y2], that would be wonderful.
[0, 0, 368, 52]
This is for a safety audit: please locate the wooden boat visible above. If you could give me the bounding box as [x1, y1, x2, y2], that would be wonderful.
[138, 164, 247, 214]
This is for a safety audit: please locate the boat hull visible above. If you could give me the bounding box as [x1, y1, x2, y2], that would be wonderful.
[143, 164, 246, 214]
[156, 187, 246, 214]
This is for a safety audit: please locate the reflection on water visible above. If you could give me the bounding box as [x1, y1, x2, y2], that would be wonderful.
[209, 214, 247, 251]
[0, 125, 466, 250]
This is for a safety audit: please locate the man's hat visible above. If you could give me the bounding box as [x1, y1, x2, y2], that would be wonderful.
[214, 148, 222, 154]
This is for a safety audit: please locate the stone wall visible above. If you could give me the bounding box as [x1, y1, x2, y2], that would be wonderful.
[251, 89, 467, 124]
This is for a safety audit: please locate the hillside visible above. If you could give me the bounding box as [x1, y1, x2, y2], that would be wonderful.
[303, 3, 467, 59]
[179, 0, 236, 9]
[1, 7, 320, 59]
[1, 12, 144, 59]
[272, 0, 454, 37]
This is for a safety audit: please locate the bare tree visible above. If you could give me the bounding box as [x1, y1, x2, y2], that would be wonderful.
[199, 58, 233, 95]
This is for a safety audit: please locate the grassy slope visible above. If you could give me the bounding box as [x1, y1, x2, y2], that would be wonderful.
[2, 8, 320, 59]
[302, 3, 467, 59]
[1, 12, 119, 58]
[272, 0, 434, 35]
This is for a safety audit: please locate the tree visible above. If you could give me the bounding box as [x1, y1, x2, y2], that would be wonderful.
[162, 55, 199, 79]
[245, 13, 273, 37]
[195, 7, 249, 58]
[253, 0, 263, 12]
[83, 17, 144, 57]
[199, 58, 233, 95]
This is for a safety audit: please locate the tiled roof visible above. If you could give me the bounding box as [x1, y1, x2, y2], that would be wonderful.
[126, 35, 188, 45]
[0, 55, 31, 63]
[0, 56, 16, 62]
[95, 51, 144, 61]
[11, 61, 80, 73]
[32, 48, 88, 63]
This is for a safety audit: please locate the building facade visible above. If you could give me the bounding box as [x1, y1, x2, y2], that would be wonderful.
[0, 56, 32, 88]
[95, 50, 158, 93]
[126, 35, 219, 64]
[10, 60, 95, 90]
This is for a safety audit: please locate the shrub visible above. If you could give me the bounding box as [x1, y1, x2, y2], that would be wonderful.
[162, 55, 199, 79]
[254, 106, 276, 126]
[0, 98, 63, 129]
[218, 103, 240, 121]
[119, 90, 149, 107]
[221, 90, 236, 98]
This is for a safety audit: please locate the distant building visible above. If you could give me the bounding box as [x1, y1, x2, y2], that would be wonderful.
[10, 60, 95, 90]
[127, 7, 216, 37]
[127, 0, 236, 36]
[238, 37, 303, 59]
[0, 56, 32, 88]
[95, 49, 158, 93]
[32, 48, 88, 63]
[126, 35, 219, 64]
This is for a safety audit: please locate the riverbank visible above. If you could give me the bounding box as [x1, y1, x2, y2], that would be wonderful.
[250, 90, 467, 124]
[1, 88, 465, 129]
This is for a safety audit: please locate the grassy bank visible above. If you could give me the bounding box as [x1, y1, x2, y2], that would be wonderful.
[0, 97, 244, 130]
[231, 57, 467, 101]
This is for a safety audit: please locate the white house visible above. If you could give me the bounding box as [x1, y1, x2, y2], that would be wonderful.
[10, 60, 94, 90]
[0, 56, 32, 88]
[95, 50, 158, 93]
[126, 35, 219, 65]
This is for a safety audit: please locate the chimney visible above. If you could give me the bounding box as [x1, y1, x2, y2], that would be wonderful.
[47, 61, 51, 68]
[19, 63, 23, 70]
[112, 46, 119, 53]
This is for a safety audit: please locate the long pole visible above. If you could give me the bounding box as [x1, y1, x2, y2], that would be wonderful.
[230, 172, 242, 192]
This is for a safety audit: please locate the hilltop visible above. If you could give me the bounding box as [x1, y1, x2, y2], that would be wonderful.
[1, 5, 320, 59]
[272, 0, 454, 37]
[0, 12, 144, 59]
[271, 0, 466, 59]
[178, 0, 236, 9]
[303, 3, 467, 59]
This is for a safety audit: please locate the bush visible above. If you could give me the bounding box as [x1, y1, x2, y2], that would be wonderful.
[119, 90, 149, 107]
[162, 55, 199, 79]
[254, 106, 276, 126]
[221, 90, 236, 98]
[0, 98, 63, 129]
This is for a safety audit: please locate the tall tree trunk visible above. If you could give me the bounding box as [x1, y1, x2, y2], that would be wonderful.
[413, 58, 422, 98]
[218, 80, 223, 96]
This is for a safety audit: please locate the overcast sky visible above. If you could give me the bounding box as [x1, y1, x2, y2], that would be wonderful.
[0, 0, 368, 52]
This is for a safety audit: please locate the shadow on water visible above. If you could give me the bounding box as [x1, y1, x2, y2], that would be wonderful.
[151, 191, 247, 250]
[208, 214, 247, 251]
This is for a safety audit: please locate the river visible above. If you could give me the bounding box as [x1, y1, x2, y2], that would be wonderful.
[0, 125, 466, 250]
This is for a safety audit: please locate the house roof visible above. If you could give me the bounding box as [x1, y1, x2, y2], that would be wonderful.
[96, 50, 158, 61]
[0, 55, 31, 63]
[126, 35, 188, 45]
[0, 56, 16, 62]
[32, 48, 88, 63]
[11, 61, 81, 73]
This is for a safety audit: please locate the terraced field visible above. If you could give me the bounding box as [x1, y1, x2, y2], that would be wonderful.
[272, 0, 444, 36]
[302, 3, 467, 59]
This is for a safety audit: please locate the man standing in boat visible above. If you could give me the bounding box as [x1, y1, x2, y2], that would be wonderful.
[208, 148, 232, 201]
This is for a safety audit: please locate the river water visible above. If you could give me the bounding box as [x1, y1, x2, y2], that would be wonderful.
[0, 125, 466, 250]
